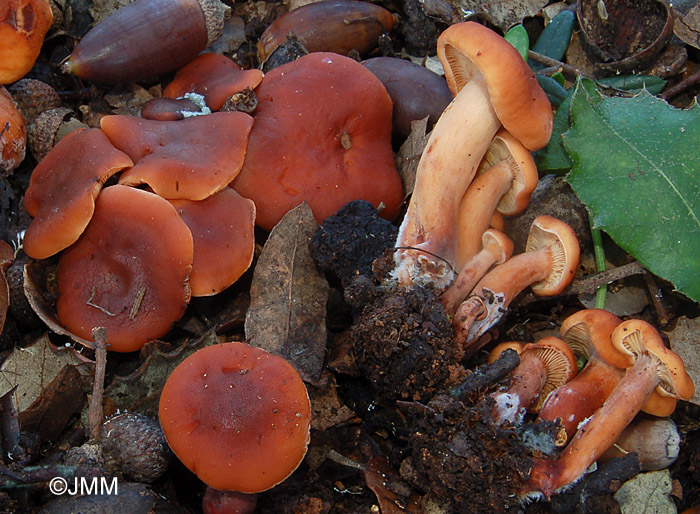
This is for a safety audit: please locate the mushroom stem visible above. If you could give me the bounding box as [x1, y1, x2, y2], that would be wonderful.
[526, 352, 660, 497]
[491, 351, 547, 425]
[452, 246, 553, 350]
[456, 160, 515, 268]
[392, 77, 500, 289]
[440, 229, 512, 315]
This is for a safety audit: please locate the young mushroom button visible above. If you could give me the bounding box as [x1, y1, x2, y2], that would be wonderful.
[158, 342, 312, 493]
[392, 21, 552, 290]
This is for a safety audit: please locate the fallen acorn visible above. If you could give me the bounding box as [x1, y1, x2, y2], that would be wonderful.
[62, 0, 226, 84]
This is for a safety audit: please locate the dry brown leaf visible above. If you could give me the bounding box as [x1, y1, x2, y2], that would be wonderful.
[245, 202, 330, 384]
[673, 2, 700, 50]
[364, 456, 422, 514]
[0, 335, 93, 414]
[0, 240, 12, 336]
[395, 116, 430, 198]
[105, 330, 224, 417]
[309, 371, 355, 430]
[665, 316, 700, 406]
[457, 0, 548, 30]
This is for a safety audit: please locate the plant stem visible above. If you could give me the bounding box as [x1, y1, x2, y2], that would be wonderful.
[590, 216, 607, 309]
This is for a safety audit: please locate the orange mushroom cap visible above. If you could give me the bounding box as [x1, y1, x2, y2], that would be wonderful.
[23, 128, 134, 259]
[101, 112, 254, 201]
[169, 188, 256, 297]
[559, 308, 628, 369]
[437, 21, 552, 150]
[163, 52, 264, 111]
[0, 0, 53, 84]
[0, 85, 27, 174]
[611, 319, 695, 408]
[487, 341, 523, 364]
[158, 342, 312, 493]
[56, 185, 193, 352]
[231, 52, 403, 231]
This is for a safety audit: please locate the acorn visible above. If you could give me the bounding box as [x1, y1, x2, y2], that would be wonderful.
[62, 0, 226, 85]
[257, 0, 396, 64]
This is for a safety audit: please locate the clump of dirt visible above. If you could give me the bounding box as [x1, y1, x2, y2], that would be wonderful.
[348, 282, 465, 402]
[311, 199, 398, 286]
[400, 393, 534, 513]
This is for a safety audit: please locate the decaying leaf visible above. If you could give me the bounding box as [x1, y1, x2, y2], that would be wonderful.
[0, 241, 13, 336]
[245, 202, 329, 384]
[309, 371, 355, 431]
[673, 2, 700, 50]
[23, 261, 94, 349]
[665, 316, 700, 406]
[0, 335, 93, 418]
[364, 456, 422, 514]
[395, 116, 430, 198]
[614, 469, 676, 514]
[456, 0, 548, 31]
[105, 330, 224, 417]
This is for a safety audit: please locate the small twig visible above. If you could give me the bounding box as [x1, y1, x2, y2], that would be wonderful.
[88, 327, 108, 444]
[660, 67, 700, 101]
[129, 285, 146, 320]
[86, 288, 117, 317]
[641, 272, 673, 326]
[567, 261, 647, 295]
[529, 50, 594, 80]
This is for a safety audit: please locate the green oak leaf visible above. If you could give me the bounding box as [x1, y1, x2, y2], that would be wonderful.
[563, 79, 700, 302]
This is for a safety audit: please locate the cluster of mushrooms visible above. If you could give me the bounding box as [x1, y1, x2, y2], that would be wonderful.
[0, 0, 697, 509]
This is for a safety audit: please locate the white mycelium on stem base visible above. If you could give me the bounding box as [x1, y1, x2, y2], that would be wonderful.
[391, 21, 552, 290]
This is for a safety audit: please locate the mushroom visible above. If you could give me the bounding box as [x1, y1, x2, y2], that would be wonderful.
[0, 0, 53, 84]
[231, 52, 403, 231]
[0, 85, 27, 175]
[392, 21, 552, 289]
[524, 319, 695, 498]
[537, 309, 626, 441]
[439, 229, 513, 316]
[488, 337, 577, 426]
[452, 215, 580, 355]
[158, 341, 311, 493]
[101, 111, 254, 201]
[202, 488, 257, 514]
[163, 52, 264, 111]
[56, 185, 193, 352]
[23, 128, 134, 259]
[455, 129, 538, 268]
[169, 188, 256, 297]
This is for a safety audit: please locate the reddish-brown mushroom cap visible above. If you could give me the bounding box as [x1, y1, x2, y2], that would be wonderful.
[231, 52, 403, 231]
[56, 185, 193, 352]
[101, 112, 254, 201]
[163, 52, 264, 111]
[169, 188, 256, 297]
[525, 215, 580, 296]
[0, 85, 26, 174]
[487, 341, 523, 364]
[158, 342, 312, 493]
[437, 21, 553, 150]
[23, 128, 134, 259]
